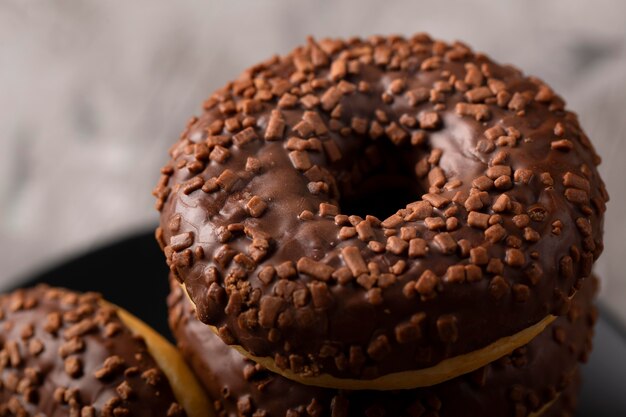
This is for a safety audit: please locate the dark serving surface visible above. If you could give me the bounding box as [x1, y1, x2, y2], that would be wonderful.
[7, 230, 626, 416]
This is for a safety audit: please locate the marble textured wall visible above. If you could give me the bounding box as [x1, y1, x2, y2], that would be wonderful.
[1, 0, 625, 318]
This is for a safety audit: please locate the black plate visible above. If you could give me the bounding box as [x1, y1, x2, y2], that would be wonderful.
[11, 230, 626, 416]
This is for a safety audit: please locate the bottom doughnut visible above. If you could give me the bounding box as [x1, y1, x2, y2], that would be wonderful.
[168, 275, 597, 417]
[0, 285, 211, 417]
[539, 369, 581, 417]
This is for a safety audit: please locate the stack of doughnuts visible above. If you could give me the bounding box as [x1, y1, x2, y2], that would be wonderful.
[153, 34, 608, 416]
[0, 34, 608, 416]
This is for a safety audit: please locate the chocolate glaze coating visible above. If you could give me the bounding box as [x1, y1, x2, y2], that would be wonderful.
[168, 275, 596, 417]
[155, 34, 608, 381]
[0, 285, 184, 417]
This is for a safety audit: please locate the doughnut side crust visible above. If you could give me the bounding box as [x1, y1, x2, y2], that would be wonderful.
[155, 34, 608, 384]
[167, 275, 597, 416]
[200, 314, 556, 390]
[0, 285, 207, 417]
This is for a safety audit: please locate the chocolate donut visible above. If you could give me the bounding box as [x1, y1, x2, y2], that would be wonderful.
[167, 275, 597, 417]
[0, 285, 211, 417]
[154, 34, 608, 389]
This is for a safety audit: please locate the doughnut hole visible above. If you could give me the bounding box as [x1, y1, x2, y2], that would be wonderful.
[336, 140, 426, 220]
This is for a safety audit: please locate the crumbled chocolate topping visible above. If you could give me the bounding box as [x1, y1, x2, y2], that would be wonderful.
[155, 34, 607, 380]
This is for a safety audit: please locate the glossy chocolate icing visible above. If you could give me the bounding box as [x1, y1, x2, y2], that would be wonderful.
[156, 34, 607, 381]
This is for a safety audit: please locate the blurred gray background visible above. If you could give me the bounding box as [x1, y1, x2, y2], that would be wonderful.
[1, 0, 625, 320]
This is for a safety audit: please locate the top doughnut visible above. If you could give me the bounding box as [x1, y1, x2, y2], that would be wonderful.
[154, 34, 608, 389]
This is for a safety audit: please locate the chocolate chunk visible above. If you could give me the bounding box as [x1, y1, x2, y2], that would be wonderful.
[259, 296, 284, 328]
[436, 315, 458, 343]
[484, 224, 506, 243]
[415, 270, 439, 297]
[470, 247, 489, 265]
[246, 196, 268, 218]
[505, 249, 525, 268]
[297, 257, 334, 281]
[433, 233, 457, 254]
[233, 127, 258, 147]
[445, 265, 466, 283]
[94, 355, 125, 380]
[455, 103, 491, 121]
[265, 110, 286, 140]
[288, 151, 312, 171]
[309, 282, 333, 309]
[386, 236, 408, 255]
[340, 247, 368, 277]
[551, 139, 574, 151]
[418, 111, 442, 130]
[367, 335, 391, 360]
[468, 211, 490, 229]
[170, 232, 194, 252]
[489, 276, 510, 300]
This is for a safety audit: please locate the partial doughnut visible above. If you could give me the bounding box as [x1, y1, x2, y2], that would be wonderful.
[0, 285, 211, 417]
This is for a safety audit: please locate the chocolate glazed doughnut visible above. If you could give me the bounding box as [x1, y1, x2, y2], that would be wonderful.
[167, 275, 597, 417]
[154, 34, 608, 389]
[0, 285, 211, 417]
